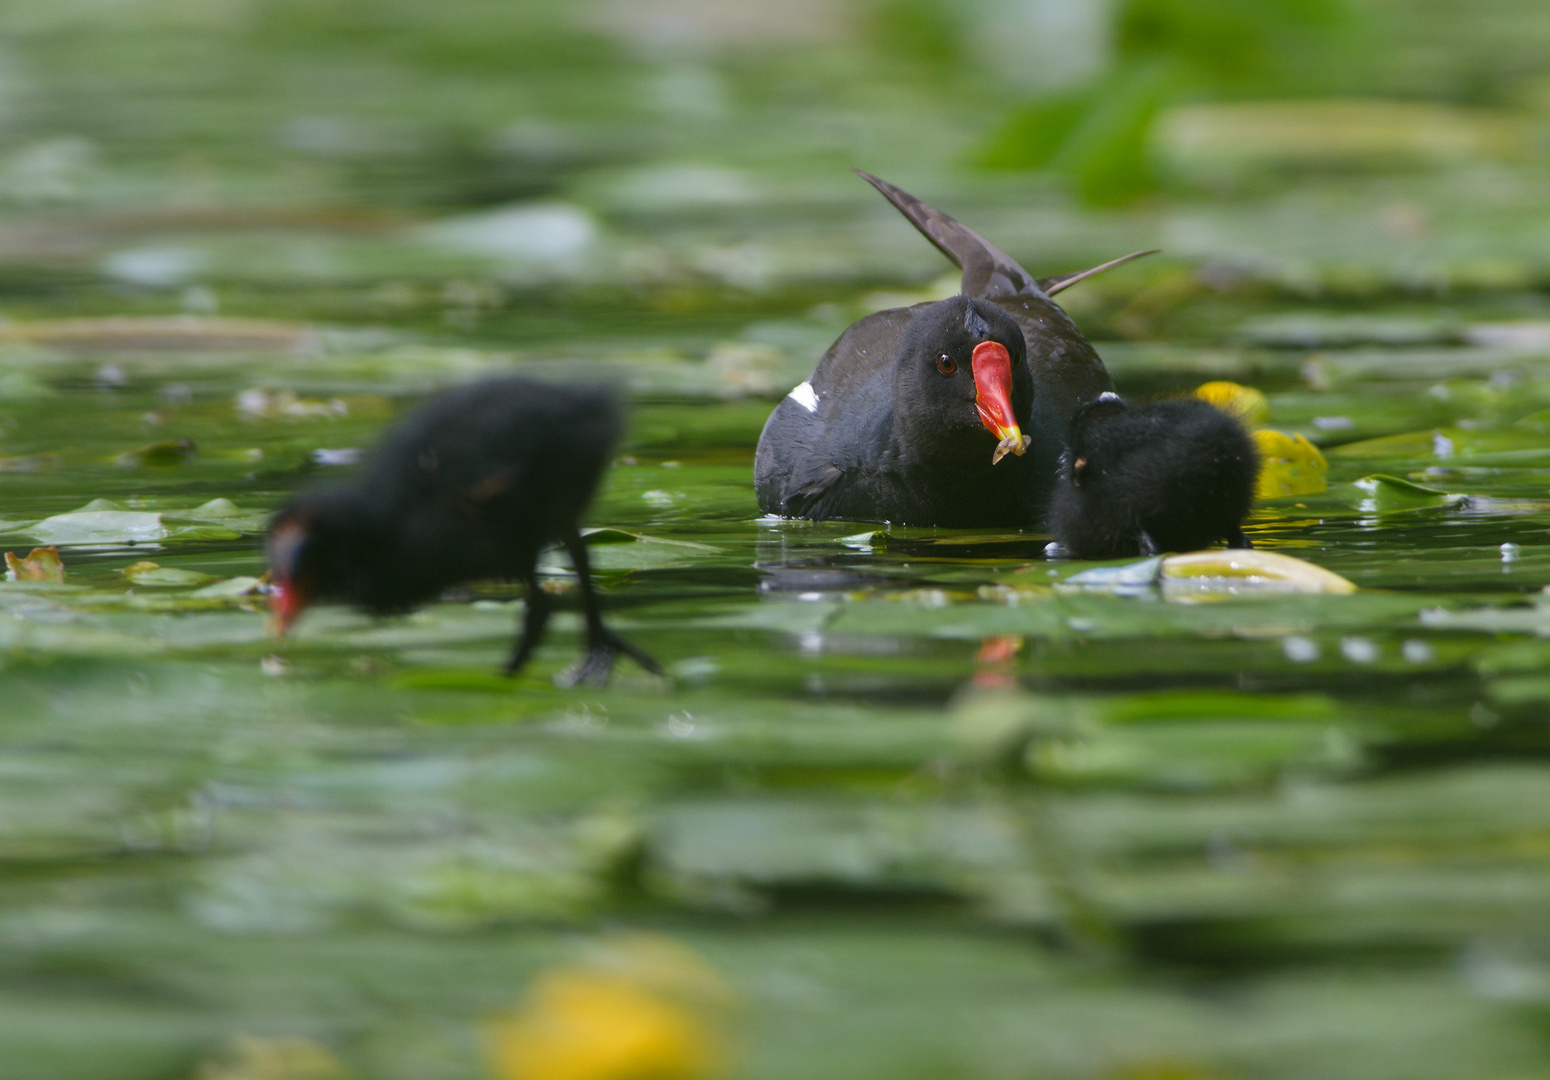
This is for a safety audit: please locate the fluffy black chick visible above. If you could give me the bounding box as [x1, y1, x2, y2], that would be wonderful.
[266, 376, 660, 685]
[1048, 394, 1259, 558]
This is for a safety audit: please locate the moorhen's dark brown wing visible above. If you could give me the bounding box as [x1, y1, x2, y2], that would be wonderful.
[856, 170, 1157, 303]
[855, 170, 1042, 299]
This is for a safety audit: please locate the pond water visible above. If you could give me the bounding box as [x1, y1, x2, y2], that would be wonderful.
[7, 3, 1550, 1079]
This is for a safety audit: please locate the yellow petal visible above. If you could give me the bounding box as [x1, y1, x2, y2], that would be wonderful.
[1254, 429, 1328, 499]
[488, 969, 724, 1080]
[1195, 380, 1270, 426]
[1161, 550, 1355, 595]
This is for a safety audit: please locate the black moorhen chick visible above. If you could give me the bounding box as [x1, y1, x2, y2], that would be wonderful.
[755, 171, 1154, 527]
[1048, 394, 1259, 558]
[266, 376, 661, 685]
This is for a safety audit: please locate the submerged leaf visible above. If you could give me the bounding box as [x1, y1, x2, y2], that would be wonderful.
[1255, 429, 1328, 499]
[5, 546, 64, 583]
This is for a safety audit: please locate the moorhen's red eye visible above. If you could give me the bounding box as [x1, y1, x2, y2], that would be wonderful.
[936, 354, 957, 376]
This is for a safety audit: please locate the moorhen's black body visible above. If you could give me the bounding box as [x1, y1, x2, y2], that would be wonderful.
[1048, 394, 1259, 558]
[266, 376, 660, 685]
[755, 171, 1154, 527]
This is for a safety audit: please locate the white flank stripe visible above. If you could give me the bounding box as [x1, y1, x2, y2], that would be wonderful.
[787, 380, 819, 413]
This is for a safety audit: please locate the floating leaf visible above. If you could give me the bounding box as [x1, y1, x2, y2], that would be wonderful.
[1057, 551, 1355, 599]
[24, 509, 168, 545]
[1195, 380, 1269, 426]
[1061, 557, 1166, 596]
[580, 528, 714, 551]
[189, 574, 269, 599]
[1160, 550, 1357, 597]
[5, 546, 64, 583]
[123, 561, 216, 587]
[1353, 474, 1466, 513]
[1255, 429, 1328, 499]
[166, 498, 271, 534]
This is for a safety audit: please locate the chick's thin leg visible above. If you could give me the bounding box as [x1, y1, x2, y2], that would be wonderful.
[557, 530, 662, 687]
[504, 569, 551, 676]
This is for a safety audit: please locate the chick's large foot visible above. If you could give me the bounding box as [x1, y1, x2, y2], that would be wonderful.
[555, 628, 662, 688]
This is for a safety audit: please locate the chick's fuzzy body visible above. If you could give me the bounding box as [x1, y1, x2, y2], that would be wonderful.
[277, 378, 619, 613]
[1049, 398, 1258, 558]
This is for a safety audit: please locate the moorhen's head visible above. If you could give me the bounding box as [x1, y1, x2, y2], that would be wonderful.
[266, 488, 383, 633]
[893, 295, 1033, 466]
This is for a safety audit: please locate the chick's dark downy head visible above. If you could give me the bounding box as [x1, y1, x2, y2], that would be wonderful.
[266, 489, 385, 633]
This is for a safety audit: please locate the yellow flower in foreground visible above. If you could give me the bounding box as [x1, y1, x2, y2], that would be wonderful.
[1194, 380, 1269, 426]
[489, 971, 718, 1080]
[488, 938, 733, 1080]
[1253, 429, 1329, 499]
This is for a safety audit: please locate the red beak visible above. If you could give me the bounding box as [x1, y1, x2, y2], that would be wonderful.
[270, 579, 308, 636]
[971, 341, 1029, 464]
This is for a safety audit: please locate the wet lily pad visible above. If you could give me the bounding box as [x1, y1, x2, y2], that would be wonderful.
[1353, 474, 1467, 513]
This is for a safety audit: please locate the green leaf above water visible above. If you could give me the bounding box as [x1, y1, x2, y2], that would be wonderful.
[123, 561, 215, 587]
[1353, 474, 1466, 513]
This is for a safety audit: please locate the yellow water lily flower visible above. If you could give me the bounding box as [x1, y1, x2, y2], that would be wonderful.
[488, 936, 732, 1080]
[1253, 429, 1329, 499]
[1195, 380, 1270, 426]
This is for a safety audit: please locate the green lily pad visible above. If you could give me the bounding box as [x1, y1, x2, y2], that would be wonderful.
[1353, 474, 1467, 512]
[123, 562, 215, 587]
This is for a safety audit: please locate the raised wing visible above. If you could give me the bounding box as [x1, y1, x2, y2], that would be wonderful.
[855, 170, 1041, 300]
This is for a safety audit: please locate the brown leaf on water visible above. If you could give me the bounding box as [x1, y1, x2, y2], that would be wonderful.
[5, 546, 64, 583]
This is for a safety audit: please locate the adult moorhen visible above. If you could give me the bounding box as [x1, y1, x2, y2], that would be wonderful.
[1047, 394, 1259, 558]
[267, 376, 661, 685]
[755, 171, 1154, 527]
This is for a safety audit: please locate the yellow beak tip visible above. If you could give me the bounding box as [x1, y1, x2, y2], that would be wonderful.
[991, 429, 1030, 465]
